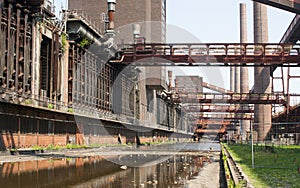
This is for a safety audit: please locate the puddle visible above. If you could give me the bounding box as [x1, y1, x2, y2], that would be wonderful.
[0, 154, 211, 187]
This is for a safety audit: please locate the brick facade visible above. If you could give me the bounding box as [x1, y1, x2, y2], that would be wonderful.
[69, 0, 166, 42]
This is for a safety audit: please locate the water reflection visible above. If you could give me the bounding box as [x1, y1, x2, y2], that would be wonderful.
[0, 155, 210, 188]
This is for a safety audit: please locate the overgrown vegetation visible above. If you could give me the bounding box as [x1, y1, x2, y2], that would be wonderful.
[47, 103, 54, 109]
[222, 148, 235, 188]
[61, 33, 67, 52]
[225, 144, 300, 188]
[46, 144, 89, 150]
[24, 99, 33, 105]
[67, 108, 74, 113]
[79, 38, 91, 48]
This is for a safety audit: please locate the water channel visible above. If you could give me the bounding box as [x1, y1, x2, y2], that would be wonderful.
[0, 143, 221, 188]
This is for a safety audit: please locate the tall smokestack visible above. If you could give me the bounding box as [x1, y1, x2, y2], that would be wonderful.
[253, 2, 271, 141]
[240, 3, 250, 141]
[107, 0, 116, 31]
[230, 67, 235, 92]
[168, 70, 173, 90]
[235, 62, 240, 93]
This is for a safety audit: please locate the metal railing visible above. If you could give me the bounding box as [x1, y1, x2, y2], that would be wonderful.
[173, 93, 288, 104]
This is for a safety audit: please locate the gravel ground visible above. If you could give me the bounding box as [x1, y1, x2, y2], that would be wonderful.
[188, 154, 221, 188]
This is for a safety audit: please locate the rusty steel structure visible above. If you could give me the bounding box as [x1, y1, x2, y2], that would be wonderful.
[0, 0, 299, 148]
[202, 82, 234, 94]
[112, 43, 300, 66]
[184, 104, 254, 113]
[111, 41, 300, 140]
[252, 0, 300, 14]
[0, 1, 193, 150]
[173, 93, 287, 104]
[0, 1, 34, 100]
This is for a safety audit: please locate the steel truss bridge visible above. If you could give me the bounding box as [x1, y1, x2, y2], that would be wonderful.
[111, 43, 300, 66]
[111, 42, 300, 134]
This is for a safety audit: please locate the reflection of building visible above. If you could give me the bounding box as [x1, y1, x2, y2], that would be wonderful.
[69, 0, 166, 42]
[0, 155, 207, 187]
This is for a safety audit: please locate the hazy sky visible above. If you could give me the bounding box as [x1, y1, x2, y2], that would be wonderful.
[54, 0, 296, 91]
[164, 0, 295, 91]
[55, 0, 295, 42]
[167, 0, 294, 43]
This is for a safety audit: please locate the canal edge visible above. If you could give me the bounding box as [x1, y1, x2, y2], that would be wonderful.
[221, 144, 254, 188]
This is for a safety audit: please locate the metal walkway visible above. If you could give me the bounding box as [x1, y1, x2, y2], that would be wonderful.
[111, 43, 300, 66]
[173, 93, 287, 104]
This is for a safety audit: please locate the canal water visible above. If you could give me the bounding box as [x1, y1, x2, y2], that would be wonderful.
[0, 143, 220, 188]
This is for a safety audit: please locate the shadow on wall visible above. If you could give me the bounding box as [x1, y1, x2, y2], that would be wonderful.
[0, 132, 16, 151]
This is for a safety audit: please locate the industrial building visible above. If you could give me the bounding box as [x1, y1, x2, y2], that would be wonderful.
[69, 0, 166, 42]
[0, 0, 299, 151]
[0, 0, 190, 150]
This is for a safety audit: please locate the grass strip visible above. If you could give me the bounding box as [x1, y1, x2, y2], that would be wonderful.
[225, 143, 300, 188]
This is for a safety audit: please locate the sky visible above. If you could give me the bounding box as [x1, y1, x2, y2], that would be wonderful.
[54, 0, 295, 43]
[165, 0, 295, 92]
[54, 0, 297, 94]
[166, 0, 294, 43]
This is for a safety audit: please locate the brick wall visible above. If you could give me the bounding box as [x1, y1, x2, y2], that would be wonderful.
[68, 0, 165, 40]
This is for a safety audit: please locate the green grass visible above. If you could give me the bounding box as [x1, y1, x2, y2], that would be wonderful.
[225, 144, 300, 188]
[45, 144, 89, 150]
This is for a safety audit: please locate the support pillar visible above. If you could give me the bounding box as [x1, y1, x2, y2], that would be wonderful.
[240, 3, 250, 141]
[253, 2, 272, 142]
[230, 68, 235, 92]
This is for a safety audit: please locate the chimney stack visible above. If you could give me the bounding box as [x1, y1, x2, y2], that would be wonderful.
[132, 24, 141, 39]
[106, 0, 116, 34]
[168, 70, 173, 89]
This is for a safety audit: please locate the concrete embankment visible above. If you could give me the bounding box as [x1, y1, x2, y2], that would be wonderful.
[222, 145, 253, 188]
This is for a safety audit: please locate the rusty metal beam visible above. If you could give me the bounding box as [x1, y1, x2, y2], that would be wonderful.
[112, 43, 300, 66]
[6, 3, 12, 88]
[195, 127, 226, 134]
[15, 5, 21, 93]
[173, 93, 287, 104]
[202, 82, 234, 94]
[196, 119, 232, 125]
[0, 3, 4, 81]
[196, 113, 253, 121]
[183, 104, 254, 113]
[23, 9, 30, 94]
[252, 0, 300, 14]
